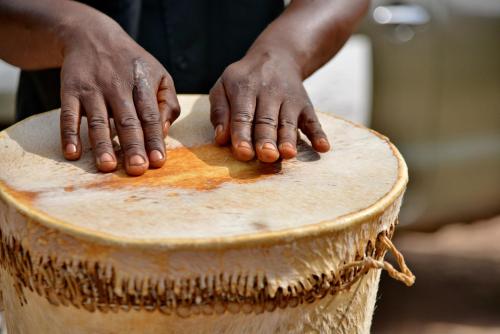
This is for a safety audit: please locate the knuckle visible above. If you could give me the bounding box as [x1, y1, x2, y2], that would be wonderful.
[118, 115, 141, 129]
[209, 80, 224, 98]
[255, 115, 278, 128]
[262, 82, 282, 97]
[304, 117, 321, 128]
[133, 58, 150, 78]
[140, 110, 161, 124]
[133, 84, 149, 101]
[94, 140, 113, 152]
[61, 76, 82, 89]
[303, 105, 315, 114]
[110, 73, 134, 92]
[87, 115, 108, 130]
[312, 128, 326, 136]
[279, 135, 296, 144]
[300, 109, 320, 128]
[122, 142, 144, 154]
[159, 97, 180, 121]
[145, 137, 164, 149]
[210, 107, 227, 125]
[134, 79, 153, 94]
[65, 78, 96, 96]
[60, 108, 78, 123]
[233, 110, 254, 124]
[211, 107, 227, 119]
[61, 127, 78, 139]
[222, 64, 242, 80]
[169, 103, 181, 120]
[302, 120, 325, 136]
[208, 86, 218, 97]
[229, 77, 254, 93]
[164, 73, 174, 87]
[223, 68, 255, 93]
[279, 118, 297, 129]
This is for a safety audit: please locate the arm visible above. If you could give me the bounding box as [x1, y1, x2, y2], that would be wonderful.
[210, 0, 369, 162]
[0, 0, 69, 69]
[0, 0, 180, 176]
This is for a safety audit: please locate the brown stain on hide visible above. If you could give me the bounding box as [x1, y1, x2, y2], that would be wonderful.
[1, 187, 39, 205]
[86, 144, 281, 191]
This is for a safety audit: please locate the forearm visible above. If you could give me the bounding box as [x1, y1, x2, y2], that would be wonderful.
[0, 0, 114, 70]
[247, 0, 369, 79]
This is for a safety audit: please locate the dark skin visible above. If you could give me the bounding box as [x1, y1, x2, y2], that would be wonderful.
[0, 0, 368, 175]
[0, 0, 179, 176]
[211, 0, 369, 162]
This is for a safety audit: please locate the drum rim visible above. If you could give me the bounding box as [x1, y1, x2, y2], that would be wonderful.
[0, 105, 408, 250]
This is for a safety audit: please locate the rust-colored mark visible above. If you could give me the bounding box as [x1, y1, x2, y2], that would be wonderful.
[64, 185, 75, 192]
[87, 144, 281, 191]
[1, 184, 39, 205]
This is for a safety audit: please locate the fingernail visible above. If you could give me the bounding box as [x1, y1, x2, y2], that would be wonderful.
[262, 143, 277, 152]
[318, 138, 330, 149]
[65, 143, 77, 154]
[238, 141, 252, 150]
[234, 141, 254, 161]
[98, 153, 114, 164]
[279, 142, 295, 151]
[215, 124, 223, 139]
[129, 155, 146, 166]
[149, 150, 164, 162]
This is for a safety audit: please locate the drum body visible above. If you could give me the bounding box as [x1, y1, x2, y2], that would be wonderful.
[1, 274, 381, 334]
[0, 95, 412, 333]
[0, 196, 396, 334]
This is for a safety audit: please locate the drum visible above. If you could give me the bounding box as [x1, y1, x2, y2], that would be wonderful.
[0, 95, 414, 333]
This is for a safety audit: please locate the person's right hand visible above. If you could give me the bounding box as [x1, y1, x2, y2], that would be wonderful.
[60, 12, 180, 176]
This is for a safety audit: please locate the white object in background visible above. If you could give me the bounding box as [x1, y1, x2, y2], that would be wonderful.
[304, 34, 372, 126]
[0, 60, 19, 125]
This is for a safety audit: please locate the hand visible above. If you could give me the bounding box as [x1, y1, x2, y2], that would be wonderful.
[60, 14, 180, 176]
[209, 49, 330, 163]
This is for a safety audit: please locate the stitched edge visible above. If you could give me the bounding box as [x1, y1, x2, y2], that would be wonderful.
[0, 224, 395, 317]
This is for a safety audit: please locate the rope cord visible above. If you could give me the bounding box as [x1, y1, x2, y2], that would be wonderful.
[338, 233, 415, 288]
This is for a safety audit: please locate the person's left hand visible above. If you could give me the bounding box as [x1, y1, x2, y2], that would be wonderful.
[209, 49, 330, 163]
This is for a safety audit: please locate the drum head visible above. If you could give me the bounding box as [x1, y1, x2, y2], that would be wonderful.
[0, 95, 407, 244]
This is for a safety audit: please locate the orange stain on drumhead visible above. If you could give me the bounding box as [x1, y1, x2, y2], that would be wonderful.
[2, 187, 39, 205]
[86, 144, 281, 191]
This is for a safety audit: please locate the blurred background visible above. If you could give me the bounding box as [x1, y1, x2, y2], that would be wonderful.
[362, 1, 500, 333]
[0, 0, 499, 333]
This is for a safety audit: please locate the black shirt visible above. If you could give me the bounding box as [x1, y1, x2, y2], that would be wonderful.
[16, 0, 283, 120]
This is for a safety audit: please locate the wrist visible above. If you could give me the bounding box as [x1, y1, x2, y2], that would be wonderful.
[57, 4, 124, 58]
[244, 43, 305, 79]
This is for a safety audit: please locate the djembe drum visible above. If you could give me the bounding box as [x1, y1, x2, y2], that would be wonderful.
[0, 95, 414, 333]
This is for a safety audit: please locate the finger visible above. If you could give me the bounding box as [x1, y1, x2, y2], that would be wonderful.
[157, 75, 180, 137]
[228, 90, 256, 161]
[134, 77, 166, 169]
[298, 106, 330, 153]
[253, 97, 280, 163]
[109, 93, 149, 176]
[82, 95, 117, 173]
[277, 102, 299, 159]
[209, 79, 231, 145]
[60, 93, 82, 161]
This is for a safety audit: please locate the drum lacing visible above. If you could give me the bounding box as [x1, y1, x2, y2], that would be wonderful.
[0, 221, 415, 315]
[338, 233, 415, 289]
